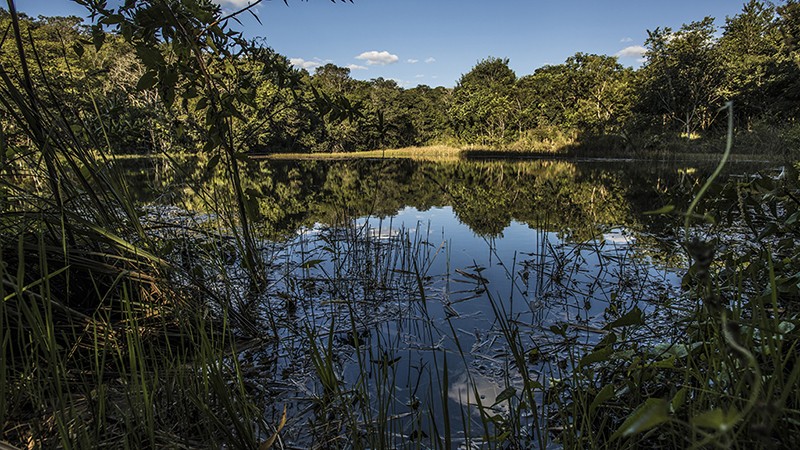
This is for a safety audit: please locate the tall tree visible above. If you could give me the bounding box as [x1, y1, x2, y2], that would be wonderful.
[449, 57, 517, 146]
[719, 1, 782, 127]
[638, 17, 725, 137]
[515, 54, 633, 146]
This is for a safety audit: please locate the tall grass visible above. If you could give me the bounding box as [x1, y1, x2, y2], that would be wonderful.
[540, 105, 800, 448]
[0, 2, 276, 448]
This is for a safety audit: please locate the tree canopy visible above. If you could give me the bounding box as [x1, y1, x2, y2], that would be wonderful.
[2, 0, 800, 156]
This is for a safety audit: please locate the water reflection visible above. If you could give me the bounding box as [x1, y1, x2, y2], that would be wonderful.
[119, 156, 774, 447]
[122, 156, 752, 242]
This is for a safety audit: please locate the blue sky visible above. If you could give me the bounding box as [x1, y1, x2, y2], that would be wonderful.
[19, 0, 750, 87]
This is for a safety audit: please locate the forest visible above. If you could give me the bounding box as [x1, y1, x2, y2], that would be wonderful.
[3, 0, 800, 156]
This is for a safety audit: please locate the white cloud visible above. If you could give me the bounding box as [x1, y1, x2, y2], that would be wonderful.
[616, 45, 647, 58]
[347, 64, 368, 70]
[407, 59, 419, 64]
[355, 50, 399, 66]
[425, 57, 436, 63]
[212, 0, 255, 8]
[620, 37, 633, 43]
[290, 58, 322, 70]
[415, 74, 425, 78]
[389, 78, 412, 87]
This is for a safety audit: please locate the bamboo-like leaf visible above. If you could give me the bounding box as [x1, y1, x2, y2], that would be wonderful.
[604, 307, 644, 329]
[590, 384, 616, 413]
[493, 386, 516, 406]
[259, 405, 287, 450]
[610, 398, 670, 440]
[86, 224, 166, 265]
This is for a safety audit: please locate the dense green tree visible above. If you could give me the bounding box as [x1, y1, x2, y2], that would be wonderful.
[449, 57, 518, 145]
[236, 45, 317, 153]
[309, 64, 365, 152]
[773, 0, 800, 118]
[516, 65, 572, 132]
[719, 1, 800, 127]
[562, 53, 634, 137]
[777, 0, 800, 58]
[5, 1, 800, 158]
[400, 85, 450, 145]
[517, 54, 633, 142]
[637, 18, 725, 137]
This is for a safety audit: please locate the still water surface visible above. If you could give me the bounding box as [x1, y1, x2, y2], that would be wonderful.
[125, 156, 774, 446]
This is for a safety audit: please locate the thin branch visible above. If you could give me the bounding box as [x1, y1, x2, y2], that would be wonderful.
[203, 0, 264, 35]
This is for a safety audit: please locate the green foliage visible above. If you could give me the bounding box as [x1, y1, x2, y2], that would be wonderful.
[6, 0, 800, 157]
[546, 124, 800, 448]
[449, 57, 517, 146]
[517, 53, 634, 147]
[637, 17, 725, 137]
[0, 1, 275, 447]
[3, 0, 800, 445]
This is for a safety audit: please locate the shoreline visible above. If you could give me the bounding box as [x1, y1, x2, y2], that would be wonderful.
[252, 145, 786, 164]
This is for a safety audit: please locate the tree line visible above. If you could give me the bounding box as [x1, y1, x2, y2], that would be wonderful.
[2, 0, 800, 156]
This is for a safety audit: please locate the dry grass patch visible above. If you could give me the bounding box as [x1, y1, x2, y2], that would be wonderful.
[259, 145, 463, 161]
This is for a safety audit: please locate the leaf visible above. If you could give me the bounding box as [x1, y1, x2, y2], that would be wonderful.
[549, 324, 567, 337]
[651, 356, 676, 368]
[610, 398, 670, 440]
[525, 379, 544, 390]
[259, 405, 287, 449]
[134, 44, 165, 69]
[91, 25, 105, 50]
[196, 96, 209, 111]
[604, 307, 644, 330]
[590, 384, 616, 413]
[778, 321, 796, 334]
[136, 71, 157, 91]
[301, 259, 324, 269]
[670, 387, 687, 412]
[691, 408, 738, 432]
[203, 139, 218, 154]
[206, 154, 220, 172]
[101, 14, 124, 25]
[72, 42, 84, 57]
[492, 386, 516, 406]
[785, 211, 799, 226]
[579, 346, 613, 368]
[644, 204, 675, 215]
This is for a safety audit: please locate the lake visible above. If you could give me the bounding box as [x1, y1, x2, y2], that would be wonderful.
[122, 156, 777, 448]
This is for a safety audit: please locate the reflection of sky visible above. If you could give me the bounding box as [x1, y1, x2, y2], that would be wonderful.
[357, 206, 671, 325]
[272, 204, 683, 445]
[343, 206, 681, 434]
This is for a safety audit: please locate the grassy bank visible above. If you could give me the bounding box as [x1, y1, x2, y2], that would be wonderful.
[259, 144, 785, 163]
[260, 145, 464, 161]
[257, 126, 798, 163]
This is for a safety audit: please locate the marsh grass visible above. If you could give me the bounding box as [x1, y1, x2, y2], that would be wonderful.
[247, 207, 687, 449]
[0, 3, 277, 448]
[261, 144, 781, 165]
[539, 107, 800, 449]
